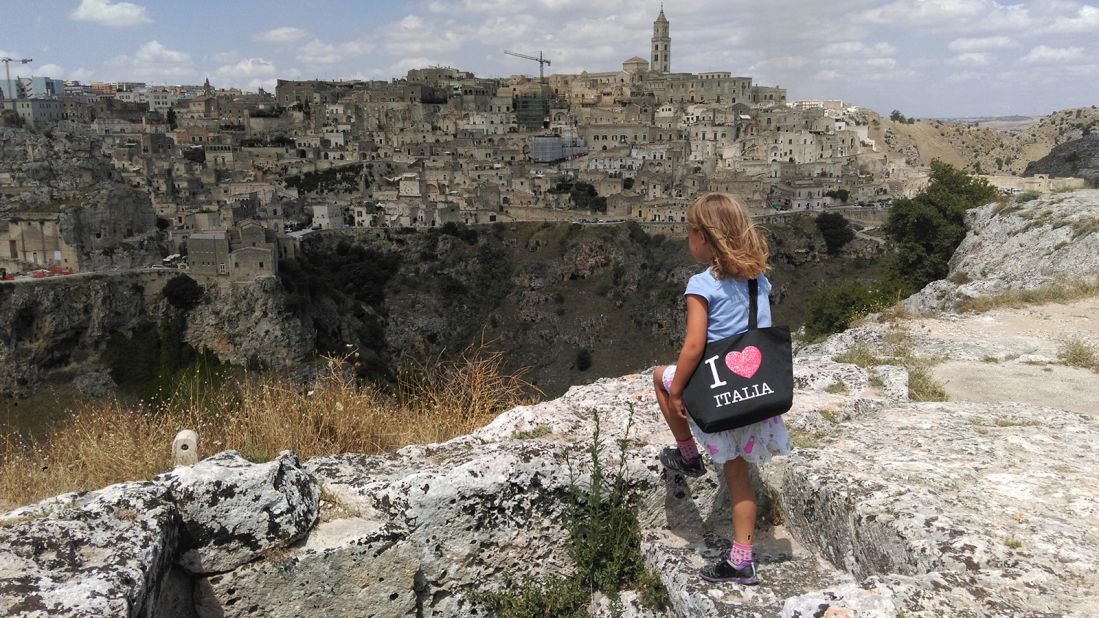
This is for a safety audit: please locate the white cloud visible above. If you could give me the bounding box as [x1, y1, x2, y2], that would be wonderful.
[1041, 5, 1099, 32]
[949, 52, 990, 66]
[764, 55, 809, 70]
[821, 41, 865, 55]
[214, 58, 276, 81]
[69, 0, 151, 28]
[857, 0, 1031, 30]
[110, 40, 192, 79]
[211, 50, 242, 64]
[298, 37, 376, 65]
[136, 40, 188, 65]
[382, 14, 463, 55]
[1021, 45, 1085, 63]
[69, 68, 95, 82]
[865, 58, 897, 69]
[256, 27, 308, 43]
[948, 36, 1013, 52]
[35, 64, 65, 77]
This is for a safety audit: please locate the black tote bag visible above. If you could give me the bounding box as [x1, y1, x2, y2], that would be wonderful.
[682, 279, 793, 433]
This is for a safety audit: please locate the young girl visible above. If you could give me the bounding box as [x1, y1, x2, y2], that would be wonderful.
[652, 193, 791, 585]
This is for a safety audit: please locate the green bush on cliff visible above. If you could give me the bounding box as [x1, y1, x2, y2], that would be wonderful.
[815, 212, 855, 255]
[163, 274, 204, 311]
[882, 160, 998, 295]
[802, 162, 997, 341]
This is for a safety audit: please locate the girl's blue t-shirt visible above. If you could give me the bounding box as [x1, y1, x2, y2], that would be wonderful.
[684, 268, 772, 342]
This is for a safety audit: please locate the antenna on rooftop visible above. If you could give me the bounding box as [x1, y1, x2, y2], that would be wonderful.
[503, 50, 552, 84]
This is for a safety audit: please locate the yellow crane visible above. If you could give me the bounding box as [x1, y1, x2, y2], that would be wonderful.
[503, 50, 551, 83]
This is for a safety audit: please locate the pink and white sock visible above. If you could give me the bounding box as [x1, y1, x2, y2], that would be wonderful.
[676, 437, 700, 462]
[729, 542, 753, 566]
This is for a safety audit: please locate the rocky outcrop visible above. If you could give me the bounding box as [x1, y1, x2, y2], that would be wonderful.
[155, 451, 320, 574]
[185, 277, 314, 369]
[0, 273, 154, 395]
[0, 124, 113, 215]
[906, 189, 1099, 313]
[6, 304, 1097, 616]
[0, 450, 319, 616]
[1024, 134, 1099, 185]
[0, 272, 313, 396]
[59, 185, 160, 271]
[0, 482, 179, 617]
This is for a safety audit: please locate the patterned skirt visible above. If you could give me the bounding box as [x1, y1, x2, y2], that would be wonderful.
[661, 365, 791, 465]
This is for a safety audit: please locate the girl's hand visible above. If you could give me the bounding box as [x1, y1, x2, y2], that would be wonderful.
[669, 392, 688, 420]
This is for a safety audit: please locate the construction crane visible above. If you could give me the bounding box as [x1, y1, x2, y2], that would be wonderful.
[503, 50, 551, 83]
[1, 57, 33, 112]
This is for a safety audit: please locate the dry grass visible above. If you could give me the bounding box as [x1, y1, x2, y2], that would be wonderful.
[1058, 337, 1099, 372]
[958, 280, 1099, 314]
[831, 331, 947, 402]
[0, 343, 537, 508]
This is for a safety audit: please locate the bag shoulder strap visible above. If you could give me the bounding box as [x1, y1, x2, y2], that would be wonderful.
[748, 278, 758, 330]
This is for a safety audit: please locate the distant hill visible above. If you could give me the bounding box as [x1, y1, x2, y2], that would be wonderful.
[1023, 135, 1099, 185]
[872, 106, 1099, 175]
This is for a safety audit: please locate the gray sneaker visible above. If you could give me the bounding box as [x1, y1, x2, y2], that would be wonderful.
[658, 447, 705, 477]
[700, 558, 758, 585]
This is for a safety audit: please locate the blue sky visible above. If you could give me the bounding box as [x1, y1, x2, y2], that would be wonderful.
[2, 0, 1097, 117]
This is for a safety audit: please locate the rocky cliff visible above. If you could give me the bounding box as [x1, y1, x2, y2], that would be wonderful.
[1024, 135, 1099, 186]
[906, 188, 1099, 313]
[0, 272, 311, 400]
[285, 218, 883, 397]
[3, 191, 1096, 616]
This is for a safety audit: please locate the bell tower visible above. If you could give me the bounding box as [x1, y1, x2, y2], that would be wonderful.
[651, 6, 671, 74]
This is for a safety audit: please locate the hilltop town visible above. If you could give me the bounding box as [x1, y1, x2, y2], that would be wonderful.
[0, 8, 1093, 285]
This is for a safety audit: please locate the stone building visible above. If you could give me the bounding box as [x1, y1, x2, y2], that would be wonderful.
[0, 213, 81, 272]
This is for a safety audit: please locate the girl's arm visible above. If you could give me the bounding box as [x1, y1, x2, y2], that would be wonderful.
[668, 294, 708, 418]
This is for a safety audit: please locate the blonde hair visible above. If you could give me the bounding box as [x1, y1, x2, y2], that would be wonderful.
[686, 193, 769, 280]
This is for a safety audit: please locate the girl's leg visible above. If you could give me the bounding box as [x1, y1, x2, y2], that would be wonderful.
[700, 455, 759, 583]
[724, 456, 756, 547]
[653, 365, 692, 442]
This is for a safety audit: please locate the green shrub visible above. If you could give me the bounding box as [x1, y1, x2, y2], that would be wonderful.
[882, 161, 998, 295]
[474, 408, 667, 616]
[163, 274, 204, 311]
[815, 212, 855, 255]
[803, 282, 883, 340]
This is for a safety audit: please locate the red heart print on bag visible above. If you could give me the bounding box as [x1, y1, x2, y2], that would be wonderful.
[725, 346, 762, 378]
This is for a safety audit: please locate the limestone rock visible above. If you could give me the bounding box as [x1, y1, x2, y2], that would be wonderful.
[192, 519, 418, 618]
[184, 278, 314, 370]
[780, 583, 898, 618]
[155, 450, 320, 575]
[0, 482, 178, 617]
[905, 189, 1099, 313]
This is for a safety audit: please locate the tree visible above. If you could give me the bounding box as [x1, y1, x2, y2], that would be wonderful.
[816, 212, 856, 255]
[163, 274, 204, 311]
[824, 189, 849, 203]
[570, 182, 607, 213]
[890, 110, 907, 123]
[882, 160, 998, 294]
[803, 282, 883, 340]
[166, 108, 177, 130]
